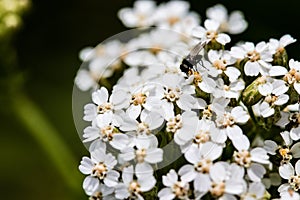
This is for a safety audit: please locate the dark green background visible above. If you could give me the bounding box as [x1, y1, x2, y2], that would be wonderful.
[1, 0, 300, 199]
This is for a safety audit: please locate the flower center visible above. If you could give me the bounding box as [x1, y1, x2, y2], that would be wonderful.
[193, 130, 210, 144]
[218, 113, 235, 127]
[164, 88, 181, 102]
[264, 95, 277, 105]
[210, 181, 226, 197]
[202, 105, 213, 120]
[193, 71, 203, 85]
[89, 192, 102, 200]
[289, 175, 300, 191]
[279, 147, 292, 164]
[247, 50, 260, 62]
[129, 181, 141, 194]
[194, 159, 212, 174]
[213, 59, 227, 71]
[290, 113, 300, 124]
[92, 163, 108, 179]
[283, 68, 300, 84]
[166, 114, 182, 133]
[168, 16, 180, 26]
[131, 93, 147, 106]
[136, 148, 147, 163]
[137, 122, 150, 135]
[172, 181, 189, 198]
[233, 150, 251, 167]
[100, 125, 116, 142]
[206, 31, 218, 40]
[97, 103, 113, 114]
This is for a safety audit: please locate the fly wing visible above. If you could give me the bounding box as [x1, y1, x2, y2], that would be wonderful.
[186, 41, 206, 67]
[186, 41, 206, 59]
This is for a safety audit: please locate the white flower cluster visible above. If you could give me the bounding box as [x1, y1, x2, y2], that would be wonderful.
[75, 1, 300, 199]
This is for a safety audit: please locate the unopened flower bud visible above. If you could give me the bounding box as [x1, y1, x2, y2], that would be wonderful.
[242, 77, 264, 106]
[272, 47, 289, 67]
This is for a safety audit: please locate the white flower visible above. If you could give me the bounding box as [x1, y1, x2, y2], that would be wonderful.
[206, 4, 248, 34]
[83, 87, 127, 122]
[119, 110, 164, 137]
[115, 165, 156, 200]
[118, 0, 156, 28]
[86, 184, 115, 200]
[193, 19, 231, 45]
[269, 34, 296, 54]
[279, 160, 300, 194]
[232, 136, 270, 182]
[118, 135, 163, 175]
[213, 78, 245, 99]
[79, 149, 119, 193]
[264, 132, 300, 164]
[157, 73, 198, 119]
[215, 106, 250, 148]
[278, 183, 300, 200]
[241, 182, 266, 200]
[179, 119, 222, 153]
[154, 0, 197, 28]
[166, 111, 198, 145]
[231, 41, 273, 76]
[269, 59, 300, 86]
[207, 50, 240, 82]
[158, 169, 190, 200]
[255, 79, 289, 118]
[179, 142, 223, 192]
[202, 162, 245, 198]
[83, 114, 129, 151]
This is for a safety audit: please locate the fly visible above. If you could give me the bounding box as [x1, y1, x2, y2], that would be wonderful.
[180, 40, 207, 76]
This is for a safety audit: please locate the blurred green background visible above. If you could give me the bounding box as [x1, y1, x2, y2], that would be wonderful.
[1, 0, 300, 199]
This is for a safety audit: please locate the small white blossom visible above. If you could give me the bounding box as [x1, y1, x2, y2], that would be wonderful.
[231, 41, 273, 76]
[206, 4, 248, 34]
[193, 19, 231, 45]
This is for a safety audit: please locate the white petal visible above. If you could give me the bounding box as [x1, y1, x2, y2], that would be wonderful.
[244, 61, 260, 76]
[279, 163, 294, 179]
[83, 176, 99, 196]
[200, 142, 223, 160]
[290, 127, 300, 141]
[194, 174, 211, 192]
[110, 134, 129, 151]
[104, 170, 120, 187]
[250, 147, 269, 164]
[291, 142, 300, 158]
[204, 19, 220, 31]
[263, 140, 278, 155]
[145, 148, 163, 164]
[269, 66, 288, 76]
[225, 180, 244, 195]
[294, 82, 300, 95]
[178, 164, 197, 182]
[122, 165, 134, 185]
[258, 82, 272, 96]
[136, 163, 153, 178]
[163, 169, 178, 187]
[158, 188, 176, 200]
[247, 163, 266, 182]
[281, 131, 292, 146]
[79, 157, 94, 175]
[126, 104, 141, 119]
[210, 162, 226, 182]
[274, 94, 289, 105]
[216, 33, 231, 45]
[248, 182, 265, 198]
[296, 160, 300, 175]
[139, 175, 156, 192]
[231, 134, 250, 151]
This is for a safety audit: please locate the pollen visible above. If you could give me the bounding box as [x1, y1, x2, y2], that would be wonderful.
[210, 181, 226, 197]
[131, 93, 147, 106]
[247, 50, 260, 62]
[233, 150, 251, 167]
[97, 103, 113, 114]
[92, 163, 108, 179]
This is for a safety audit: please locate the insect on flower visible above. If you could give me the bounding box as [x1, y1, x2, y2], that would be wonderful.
[180, 40, 207, 76]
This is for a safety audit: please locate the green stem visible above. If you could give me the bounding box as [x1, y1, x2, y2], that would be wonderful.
[11, 92, 82, 194]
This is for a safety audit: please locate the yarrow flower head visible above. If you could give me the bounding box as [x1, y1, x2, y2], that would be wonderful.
[74, 1, 300, 200]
